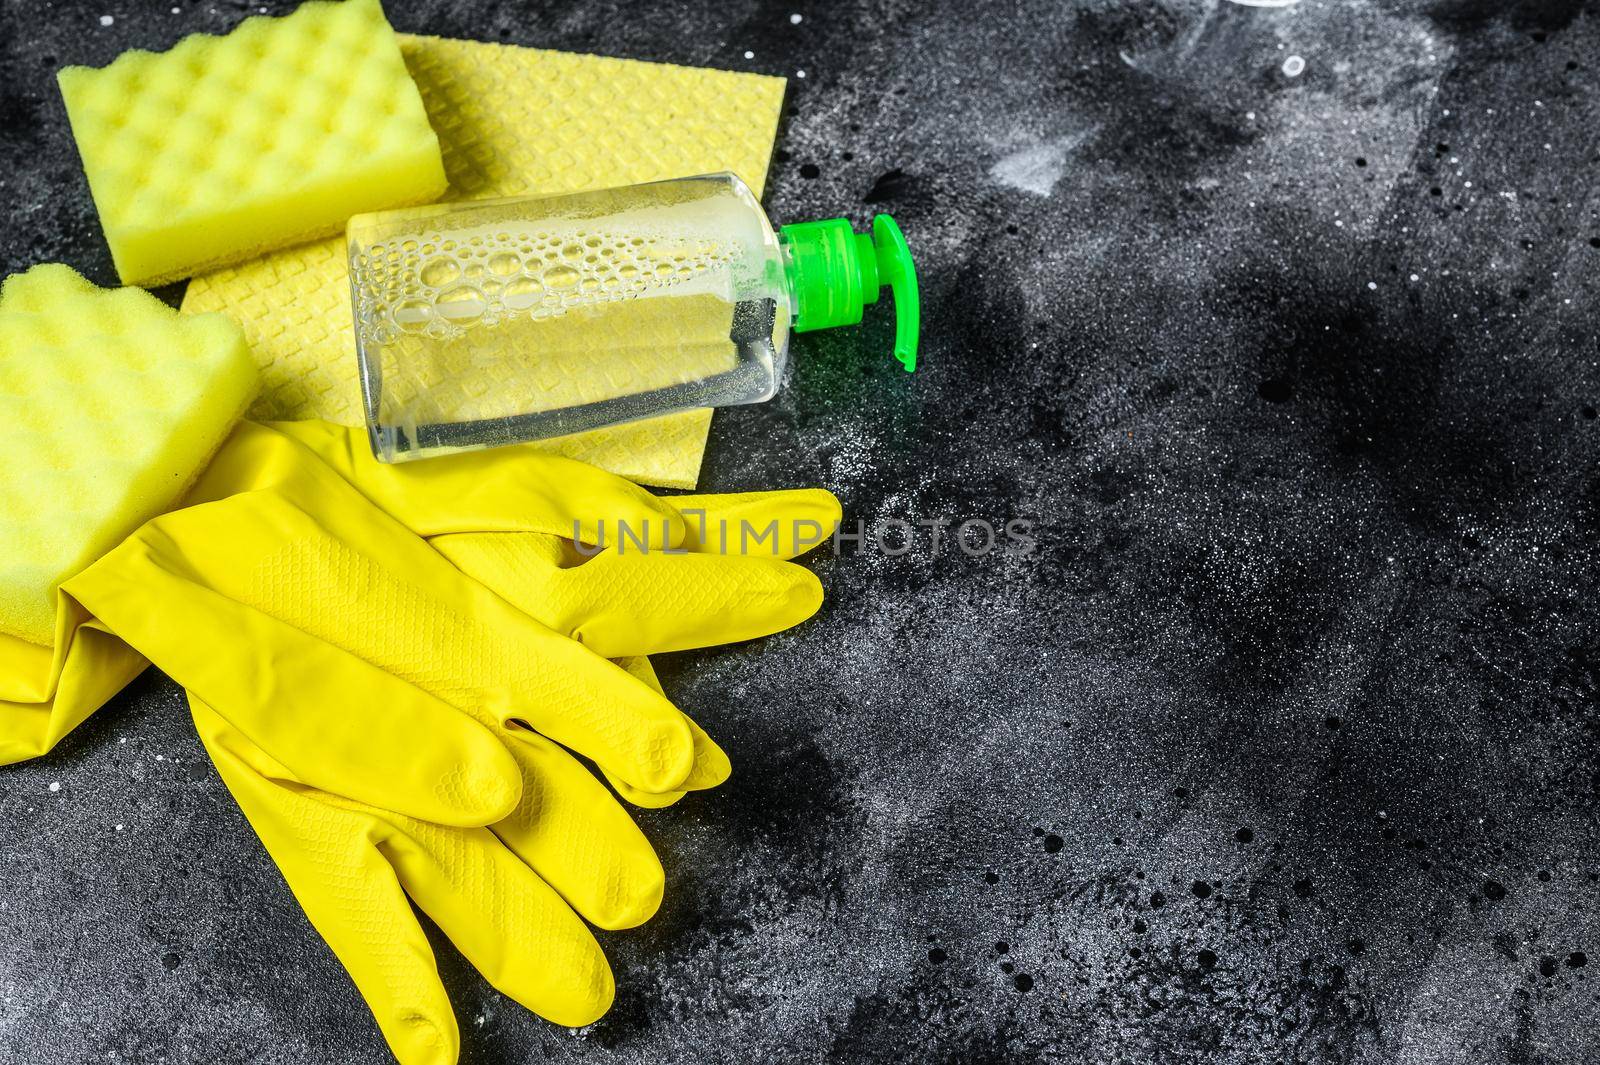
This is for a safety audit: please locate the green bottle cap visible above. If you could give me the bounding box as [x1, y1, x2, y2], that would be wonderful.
[779, 213, 919, 372]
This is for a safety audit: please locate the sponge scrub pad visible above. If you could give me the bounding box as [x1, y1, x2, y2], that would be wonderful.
[58, 0, 447, 287]
[0, 265, 258, 644]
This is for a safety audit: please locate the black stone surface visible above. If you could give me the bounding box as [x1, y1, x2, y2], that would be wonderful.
[4, 0, 1600, 1061]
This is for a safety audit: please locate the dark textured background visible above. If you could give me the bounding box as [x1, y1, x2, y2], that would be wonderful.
[4, 0, 1600, 1061]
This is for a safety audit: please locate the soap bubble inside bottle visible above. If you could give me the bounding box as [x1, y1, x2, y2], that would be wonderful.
[349, 174, 789, 461]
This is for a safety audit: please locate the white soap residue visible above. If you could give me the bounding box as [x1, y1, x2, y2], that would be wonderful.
[989, 129, 1095, 197]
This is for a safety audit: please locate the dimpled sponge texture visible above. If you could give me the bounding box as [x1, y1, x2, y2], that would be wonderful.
[183, 35, 787, 488]
[0, 265, 258, 644]
[57, 0, 447, 288]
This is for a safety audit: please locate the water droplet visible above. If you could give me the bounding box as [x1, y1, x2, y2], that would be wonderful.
[618, 263, 639, 281]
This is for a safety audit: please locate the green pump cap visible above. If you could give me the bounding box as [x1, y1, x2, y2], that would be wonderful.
[779, 213, 919, 372]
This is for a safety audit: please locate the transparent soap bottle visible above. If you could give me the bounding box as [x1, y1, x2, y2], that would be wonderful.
[346, 172, 919, 462]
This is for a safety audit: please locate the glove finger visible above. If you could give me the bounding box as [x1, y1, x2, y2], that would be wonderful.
[258, 420, 685, 546]
[671, 489, 841, 559]
[600, 657, 729, 809]
[601, 716, 729, 807]
[493, 728, 664, 929]
[193, 458, 699, 795]
[511, 636, 696, 794]
[0, 609, 146, 765]
[67, 533, 521, 828]
[433, 533, 823, 658]
[192, 697, 460, 1065]
[387, 811, 615, 1029]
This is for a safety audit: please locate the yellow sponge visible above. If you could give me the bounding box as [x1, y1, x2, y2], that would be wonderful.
[58, 0, 447, 287]
[0, 265, 258, 644]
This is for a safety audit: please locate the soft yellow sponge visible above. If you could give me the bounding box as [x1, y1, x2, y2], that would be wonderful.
[58, 0, 447, 287]
[0, 265, 258, 644]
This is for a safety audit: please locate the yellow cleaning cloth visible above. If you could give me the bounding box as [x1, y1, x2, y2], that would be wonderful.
[0, 264, 257, 644]
[58, 0, 447, 288]
[183, 36, 786, 488]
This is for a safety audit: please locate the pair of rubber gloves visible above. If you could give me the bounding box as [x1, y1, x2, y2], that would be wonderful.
[0, 420, 838, 1065]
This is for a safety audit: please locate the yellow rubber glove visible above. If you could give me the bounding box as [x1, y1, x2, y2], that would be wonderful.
[0, 606, 145, 764]
[267, 420, 839, 809]
[63, 422, 839, 1064]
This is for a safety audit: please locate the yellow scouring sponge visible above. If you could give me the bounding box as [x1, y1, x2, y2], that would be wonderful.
[0, 264, 259, 644]
[57, 0, 447, 287]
